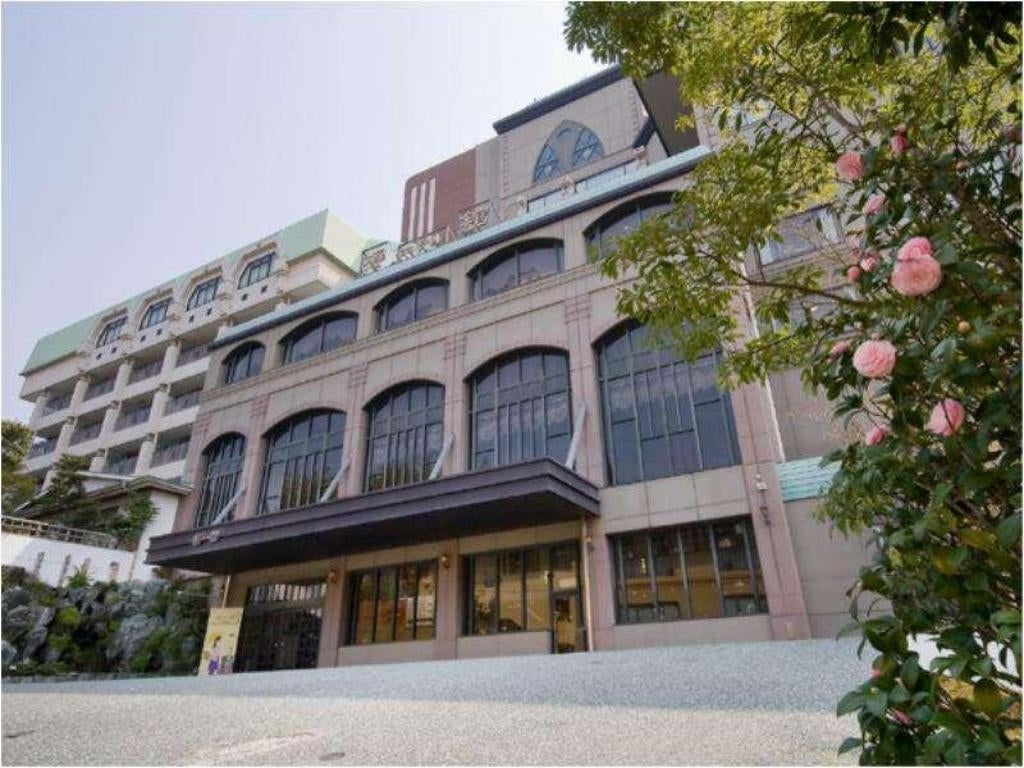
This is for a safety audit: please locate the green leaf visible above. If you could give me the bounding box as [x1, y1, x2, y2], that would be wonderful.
[865, 690, 888, 718]
[972, 679, 1003, 714]
[996, 513, 1022, 548]
[838, 737, 862, 755]
[837, 690, 865, 716]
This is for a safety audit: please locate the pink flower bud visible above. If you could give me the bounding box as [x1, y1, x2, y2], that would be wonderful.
[828, 340, 852, 359]
[927, 398, 966, 437]
[836, 151, 864, 182]
[853, 340, 897, 378]
[860, 254, 879, 272]
[847, 265, 862, 282]
[863, 193, 886, 216]
[865, 424, 890, 446]
[890, 131, 909, 156]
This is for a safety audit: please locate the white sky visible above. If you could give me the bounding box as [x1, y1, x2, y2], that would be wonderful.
[2, 2, 602, 420]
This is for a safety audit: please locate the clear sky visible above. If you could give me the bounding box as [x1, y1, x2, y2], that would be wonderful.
[2, 2, 601, 421]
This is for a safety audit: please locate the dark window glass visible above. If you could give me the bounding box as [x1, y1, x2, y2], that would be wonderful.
[258, 409, 345, 514]
[471, 240, 563, 300]
[612, 519, 767, 625]
[585, 193, 674, 260]
[469, 349, 571, 469]
[139, 298, 171, 330]
[363, 381, 444, 491]
[238, 252, 274, 288]
[347, 561, 438, 645]
[534, 144, 559, 182]
[97, 317, 127, 347]
[194, 433, 246, 528]
[187, 277, 221, 310]
[572, 127, 603, 167]
[377, 280, 448, 332]
[223, 343, 265, 385]
[532, 121, 605, 183]
[236, 580, 324, 672]
[281, 313, 357, 365]
[466, 542, 580, 637]
[596, 321, 739, 486]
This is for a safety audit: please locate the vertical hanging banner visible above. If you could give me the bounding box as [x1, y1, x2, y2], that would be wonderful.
[198, 607, 243, 676]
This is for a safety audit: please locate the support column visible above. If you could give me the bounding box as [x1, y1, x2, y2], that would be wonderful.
[151, 384, 170, 420]
[443, 334, 467, 476]
[55, 418, 77, 454]
[30, 392, 50, 423]
[89, 449, 108, 473]
[161, 341, 181, 378]
[135, 434, 157, 475]
[70, 377, 90, 410]
[343, 365, 369, 497]
[113, 361, 132, 394]
[99, 401, 122, 441]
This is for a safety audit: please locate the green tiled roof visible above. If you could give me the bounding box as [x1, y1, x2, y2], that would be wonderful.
[21, 210, 367, 375]
[776, 457, 838, 502]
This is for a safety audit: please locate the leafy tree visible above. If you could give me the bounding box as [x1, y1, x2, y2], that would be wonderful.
[2, 420, 37, 515]
[567, 2, 1020, 764]
[36, 454, 100, 529]
[106, 492, 157, 546]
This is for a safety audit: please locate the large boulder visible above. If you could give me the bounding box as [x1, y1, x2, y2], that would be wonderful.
[106, 613, 163, 663]
[1, 639, 16, 669]
[3, 604, 45, 642]
[19, 606, 56, 661]
[2, 585, 30, 615]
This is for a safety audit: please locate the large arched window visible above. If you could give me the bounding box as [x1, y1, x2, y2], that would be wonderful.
[223, 342, 265, 385]
[584, 192, 675, 261]
[470, 240, 563, 301]
[595, 322, 740, 486]
[97, 316, 127, 347]
[376, 279, 448, 332]
[469, 349, 572, 469]
[364, 382, 444, 491]
[194, 433, 246, 529]
[532, 121, 605, 183]
[238, 252, 274, 288]
[280, 313, 357, 365]
[258, 409, 346, 514]
[139, 298, 172, 330]
[187, 276, 221, 310]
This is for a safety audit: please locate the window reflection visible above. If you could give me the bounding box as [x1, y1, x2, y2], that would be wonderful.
[471, 240, 563, 301]
[349, 561, 437, 645]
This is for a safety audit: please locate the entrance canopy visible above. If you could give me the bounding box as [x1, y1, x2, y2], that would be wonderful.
[146, 458, 599, 574]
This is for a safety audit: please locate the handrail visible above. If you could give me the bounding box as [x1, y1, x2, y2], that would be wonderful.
[565, 401, 588, 471]
[210, 487, 244, 526]
[428, 434, 454, 481]
[1, 515, 118, 549]
[318, 457, 351, 503]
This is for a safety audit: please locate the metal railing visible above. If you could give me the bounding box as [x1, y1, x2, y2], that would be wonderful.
[115, 406, 151, 431]
[2, 515, 118, 550]
[177, 343, 209, 367]
[152, 440, 190, 466]
[128, 360, 162, 385]
[27, 439, 58, 458]
[70, 422, 102, 445]
[165, 390, 201, 414]
[42, 393, 72, 416]
[84, 377, 115, 401]
[105, 455, 138, 476]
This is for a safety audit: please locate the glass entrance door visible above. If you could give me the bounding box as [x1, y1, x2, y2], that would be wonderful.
[235, 580, 325, 672]
[552, 590, 584, 653]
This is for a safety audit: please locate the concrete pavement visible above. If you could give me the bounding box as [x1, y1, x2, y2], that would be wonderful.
[1, 638, 868, 765]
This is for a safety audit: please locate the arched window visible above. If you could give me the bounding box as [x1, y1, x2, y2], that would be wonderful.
[376, 279, 448, 332]
[364, 381, 444, 491]
[223, 342, 265, 385]
[187, 276, 221, 310]
[470, 240, 563, 300]
[139, 298, 171, 330]
[194, 433, 246, 528]
[97, 316, 127, 347]
[258, 409, 346, 514]
[469, 349, 572, 470]
[595, 322, 740, 486]
[532, 121, 605, 183]
[238, 252, 274, 289]
[281, 313, 357, 365]
[585, 192, 675, 261]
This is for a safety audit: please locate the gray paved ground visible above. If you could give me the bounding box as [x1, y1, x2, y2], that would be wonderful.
[2, 639, 868, 765]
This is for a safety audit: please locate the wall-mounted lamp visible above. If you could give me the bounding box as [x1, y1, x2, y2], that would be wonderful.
[440, 553, 451, 570]
[327, 568, 338, 584]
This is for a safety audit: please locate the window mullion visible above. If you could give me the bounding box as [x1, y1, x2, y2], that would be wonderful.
[707, 524, 725, 617]
[645, 532, 658, 622]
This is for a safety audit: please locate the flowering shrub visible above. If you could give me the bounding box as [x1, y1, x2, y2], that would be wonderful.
[567, 2, 1021, 763]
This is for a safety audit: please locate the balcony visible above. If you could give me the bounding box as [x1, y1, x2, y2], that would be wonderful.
[116, 406, 151, 431]
[41, 393, 72, 417]
[164, 390, 200, 415]
[83, 377, 115, 401]
[27, 438, 58, 459]
[128, 359, 163, 385]
[70, 422, 102, 445]
[105, 454, 138, 476]
[151, 440, 190, 467]
[177, 343, 209, 367]
[147, 458, 599, 573]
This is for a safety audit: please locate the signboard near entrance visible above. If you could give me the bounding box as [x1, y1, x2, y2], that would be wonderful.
[198, 607, 243, 676]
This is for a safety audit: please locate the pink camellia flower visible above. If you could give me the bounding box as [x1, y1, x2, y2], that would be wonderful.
[860, 253, 879, 272]
[897, 236, 933, 261]
[847, 265, 862, 282]
[890, 130, 909, 156]
[927, 398, 966, 437]
[865, 424, 890, 446]
[853, 339, 897, 378]
[863, 193, 886, 216]
[892, 255, 942, 296]
[836, 151, 864, 182]
[828, 340, 852, 359]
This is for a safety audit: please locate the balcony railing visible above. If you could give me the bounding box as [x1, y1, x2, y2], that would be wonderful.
[84, 377, 115, 401]
[115, 406, 151, 431]
[165, 390, 201, 414]
[105, 455, 138, 476]
[128, 359, 163, 385]
[27, 439, 58, 458]
[152, 440, 190, 466]
[177, 343, 209, 367]
[2, 515, 118, 550]
[42, 393, 72, 416]
[70, 422, 102, 445]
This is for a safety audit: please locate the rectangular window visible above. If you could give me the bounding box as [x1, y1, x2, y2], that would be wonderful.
[347, 561, 437, 645]
[465, 542, 580, 636]
[612, 518, 767, 625]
